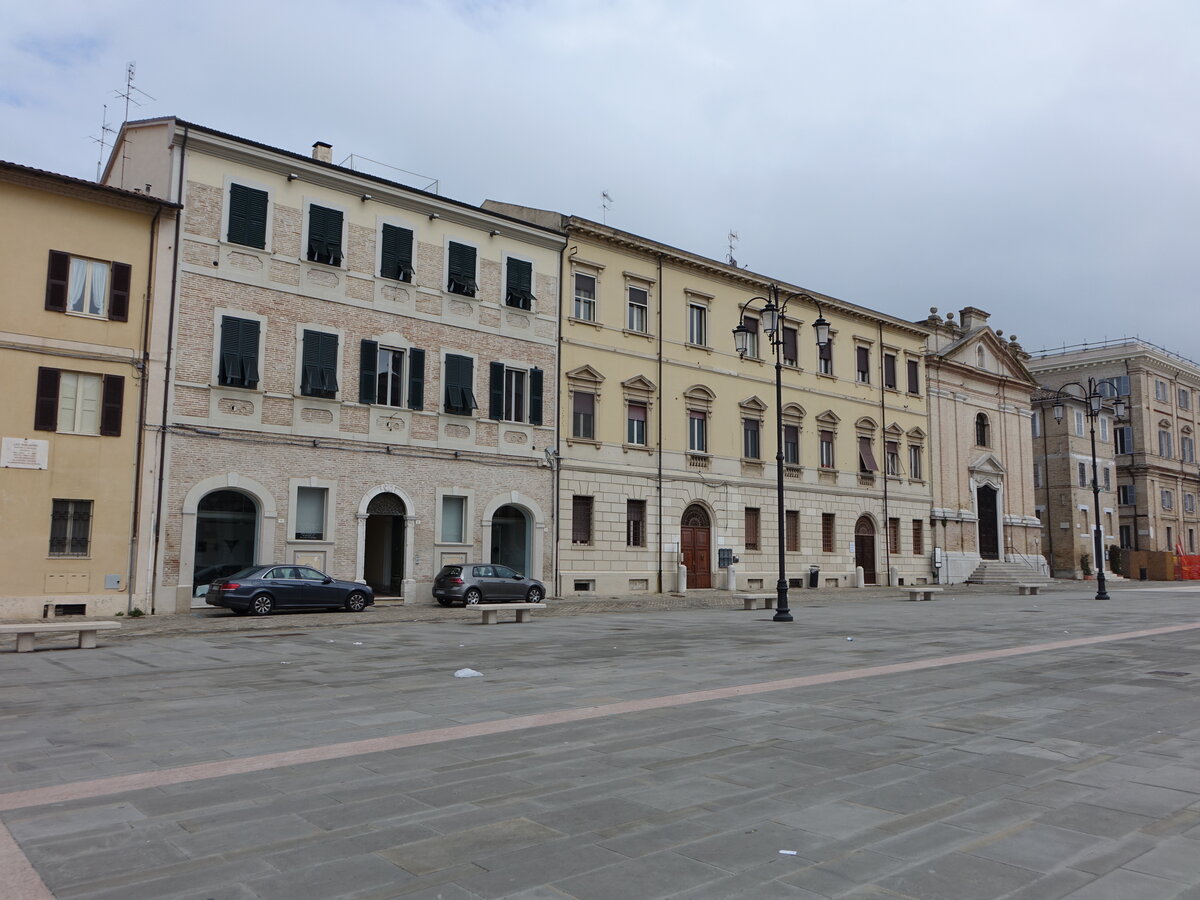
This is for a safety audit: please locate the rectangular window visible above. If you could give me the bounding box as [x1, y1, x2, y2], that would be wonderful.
[627, 500, 646, 547]
[361, 341, 423, 410]
[1182, 436, 1195, 463]
[49, 499, 92, 557]
[626, 285, 648, 332]
[227, 183, 268, 249]
[1096, 416, 1109, 443]
[885, 440, 901, 476]
[883, 353, 897, 390]
[689, 410, 708, 453]
[1159, 430, 1174, 458]
[786, 510, 799, 552]
[301, 330, 339, 399]
[573, 272, 596, 320]
[380, 224, 414, 282]
[782, 325, 798, 366]
[488, 363, 542, 425]
[858, 436, 879, 473]
[688, 303, 708, 346]
[572, 391, 595, 439]
[218, 316, 261, 389]
[1185, 493, 1196, 514]
[34, 369, 123, 436]
[856, 346, 870, 383]
[912, 519, 924, 555]
[627, 402, 647, 445]
[743, 418, 760, 459]
[1031, 411, 1041, 438]
[744, 508, 761, 551]
[1106, 375, 1130, 396]
[1162, 489, 1174, 510]
[783, 424, 799, 464]
[505, 258, 535, 310]
[1117, 484, 1135, 505]
[1078, 462, 1087, 488]
[906, 358, 920, 394]
[1155, 380, 1169, 402]
[45, 251, 131, 322]
[1074, 410, 1085, 437]
[443, 354, 477, 415]
[821, 513, 835, 553]
[1033, 463, 1043, 489]
[294, 487, 327, 540]
[888, 517, 901, 554]
[572, 496, 593, 544]
[441, 495, 466, 543]
[1115, 426, 1133, 454]
[1119, 524, 1133, 548]
[908, 445, 922, 480]
[307, 204, 344, 266]
[56, 372, 103, 435]
[818, 338, 833, 375]
[375, 347, 406, 407]
[741, 317, 760, 358]
[447, 242, 478, 296]
[503, 368, 527, 422]
[1167, 526, 1174, 549]
[1103, 467, 1111, 491]
[820, 430, 835, 468]
[1179, 388, 1191, 410]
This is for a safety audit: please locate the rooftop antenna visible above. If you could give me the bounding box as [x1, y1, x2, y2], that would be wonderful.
[113, 62, 156, 189]
[601, 190, 613, 225]
[89, 104, 117, 181]
[726, 229, 739, 267]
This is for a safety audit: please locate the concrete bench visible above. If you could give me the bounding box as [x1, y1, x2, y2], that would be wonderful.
[905, 587, 944, 602]
[472, 603, 541, 625]
[737, 593, 777, 610]
[0, 620, 121, 652]
[1016, 584, 1042, 596]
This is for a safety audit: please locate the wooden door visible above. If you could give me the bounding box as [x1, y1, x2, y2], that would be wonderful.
[977, 485, 1000, 560]
[681, 504, 712, 589]
[854, 516, 877, 585]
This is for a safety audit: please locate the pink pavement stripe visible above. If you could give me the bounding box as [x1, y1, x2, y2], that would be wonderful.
[2, 619, 1198, 816]
[0, 821, 54, 900]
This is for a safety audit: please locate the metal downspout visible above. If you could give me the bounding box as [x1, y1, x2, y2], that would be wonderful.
[879, 322, 891, 584]
[656, 252, 664, 593]
[553, 237, 566, 598]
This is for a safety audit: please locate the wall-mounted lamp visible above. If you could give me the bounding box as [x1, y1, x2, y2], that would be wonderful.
[361, 193, 372, 202]
[489, 229, 500, 237]
[428, 212, 440, 221]
[286, 173, 299, 181]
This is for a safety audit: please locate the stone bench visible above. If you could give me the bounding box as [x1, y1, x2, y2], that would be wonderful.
[0, 621, 121, 652]
[905, 587, 944, 602]
[737, 593, 777, 610]
[1016, 584, 1042, 596]
[472, 603, 541, 625]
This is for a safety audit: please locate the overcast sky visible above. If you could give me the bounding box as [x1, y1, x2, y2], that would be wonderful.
[4, 1, 1197, 361]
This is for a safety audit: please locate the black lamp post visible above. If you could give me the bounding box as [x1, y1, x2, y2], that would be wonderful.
[1051, 378, 1126, 600]
[733, 285, 830, 622]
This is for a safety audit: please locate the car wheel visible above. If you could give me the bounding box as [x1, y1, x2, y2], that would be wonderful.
[436, 598, 454, 607]
[344, 591, 368, 612]
[526, 586, 544, 603]
[248, 593, 274, 616]
[464, 588, 482, 606]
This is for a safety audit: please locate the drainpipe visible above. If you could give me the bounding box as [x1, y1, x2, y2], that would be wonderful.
[552, 235, 566, 598]
[879, 321, 891, 584]
[126, 204, 163, 613]
[1039, 398, 1055, 573]
[656, 252, 664, 593]
[149, 123, 188, 614]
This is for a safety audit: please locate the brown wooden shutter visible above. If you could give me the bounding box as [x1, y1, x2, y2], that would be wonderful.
[100, 375, 124, 436]
[45, 251, 69, 312]
[34, 367, 60, 430]
[108, 262, 131, 322]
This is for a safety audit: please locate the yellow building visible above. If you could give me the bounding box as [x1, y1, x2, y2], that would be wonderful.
[486, 205, 933, 595]
[0, 161, 176, 619]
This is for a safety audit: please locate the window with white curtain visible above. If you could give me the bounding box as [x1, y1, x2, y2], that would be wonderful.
[68, 257, 110, 317]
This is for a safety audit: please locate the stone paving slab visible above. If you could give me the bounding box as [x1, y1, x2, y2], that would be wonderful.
[3, 582, 1200, 898]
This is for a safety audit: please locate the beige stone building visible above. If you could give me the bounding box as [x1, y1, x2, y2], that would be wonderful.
[104, 119, 564, 612]
[1029, 339, 1200, 565]
[921, 307, 1046, 583]
[0, 161, 176, 618]
[485, 205, 933, 595]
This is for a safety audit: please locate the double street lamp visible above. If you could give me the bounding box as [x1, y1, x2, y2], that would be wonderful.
[1050, 378, 1126, 600]
[732, 285, 830, 622]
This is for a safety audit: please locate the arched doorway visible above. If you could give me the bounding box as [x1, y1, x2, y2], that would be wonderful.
[491, 505, 530, 575]
[364, 492, 406, 595]
[854, 516, 877, 585]
[193, 490, 257, 597]
[977, 484, 1000, 560]
[681, 504, 712, 588]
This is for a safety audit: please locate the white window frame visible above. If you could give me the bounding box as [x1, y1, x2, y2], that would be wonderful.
[57, 372, 103, 435]
[64, 255, 112, 318]
[502, 365, 529, 423]
[573, 270, 597, 321]
[687, 302, 708, 347]
[688, 410, 708, 453]
[287, 477, 337, 544]
[435, 488, 474, 545]
[626, 282, 649, 333]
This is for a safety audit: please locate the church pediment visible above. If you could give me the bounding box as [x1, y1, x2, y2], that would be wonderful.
[936, 329, 1035, 385]
[968, 452, 1007, 477]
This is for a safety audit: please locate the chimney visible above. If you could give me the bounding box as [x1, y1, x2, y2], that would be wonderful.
[312, 141, 332, 164]
[958, 307, 990, 332]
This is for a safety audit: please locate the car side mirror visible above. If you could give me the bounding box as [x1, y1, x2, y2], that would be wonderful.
[323, 576, 333, 584]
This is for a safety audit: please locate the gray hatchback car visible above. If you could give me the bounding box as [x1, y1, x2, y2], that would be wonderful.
[433, 564, 545, 606]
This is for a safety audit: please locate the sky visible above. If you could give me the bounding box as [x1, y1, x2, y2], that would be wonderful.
[3, 0, 1197, 361]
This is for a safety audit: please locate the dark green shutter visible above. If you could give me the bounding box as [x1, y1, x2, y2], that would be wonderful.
[219, 317, 241, 385]
[319, 333, 339, 394]
[239, 319, 260, 387]
[301, 330, 321, 395]
[308, 205, 343, 266]
[447, 242, 477, 295]
[228, 184, 267, 248]
[381, 224, 413, 281]
[505, 258, 533, 309]
[489, 361, 505, 420]
[408, 348, 425, 410]
[100, 375, 124, 436]
[359, 340, 379, 404]
[34, 367, 60, 431]
[108, 262, 131, 322]
[529, 368, 543, 425]
[45, 251, 69, 312]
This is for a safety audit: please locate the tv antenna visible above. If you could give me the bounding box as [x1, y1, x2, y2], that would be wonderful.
[110, 62, 156, 188]
[726, 229, 739, 267]
[601, 190, 613, 225]
[89, 104, 117, 181]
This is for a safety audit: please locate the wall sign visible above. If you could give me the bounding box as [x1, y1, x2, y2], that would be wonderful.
[2, 438, 48, 469]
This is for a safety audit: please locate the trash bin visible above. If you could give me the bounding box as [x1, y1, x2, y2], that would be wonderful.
[808, 566, 820, 589]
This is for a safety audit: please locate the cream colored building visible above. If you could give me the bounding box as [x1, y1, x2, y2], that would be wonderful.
[921, 307, 1046, 583]
[0, 161, 176, 618]
[486, 205, 933, 595]
[105, 119, 563, 612]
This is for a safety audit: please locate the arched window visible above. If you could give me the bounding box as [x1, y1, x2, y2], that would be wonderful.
[975, 412, 990, 447]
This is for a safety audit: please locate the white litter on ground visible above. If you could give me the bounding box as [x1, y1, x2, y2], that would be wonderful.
[779, 850, 798, 856]
[846, 637, 854, 641]
[454, 668, 483, 678]
[352, 641, 364, 646]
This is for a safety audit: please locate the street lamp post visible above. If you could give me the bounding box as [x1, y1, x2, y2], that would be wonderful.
[733, 285, 830, 622]
[1051, 378, 1126, 600]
